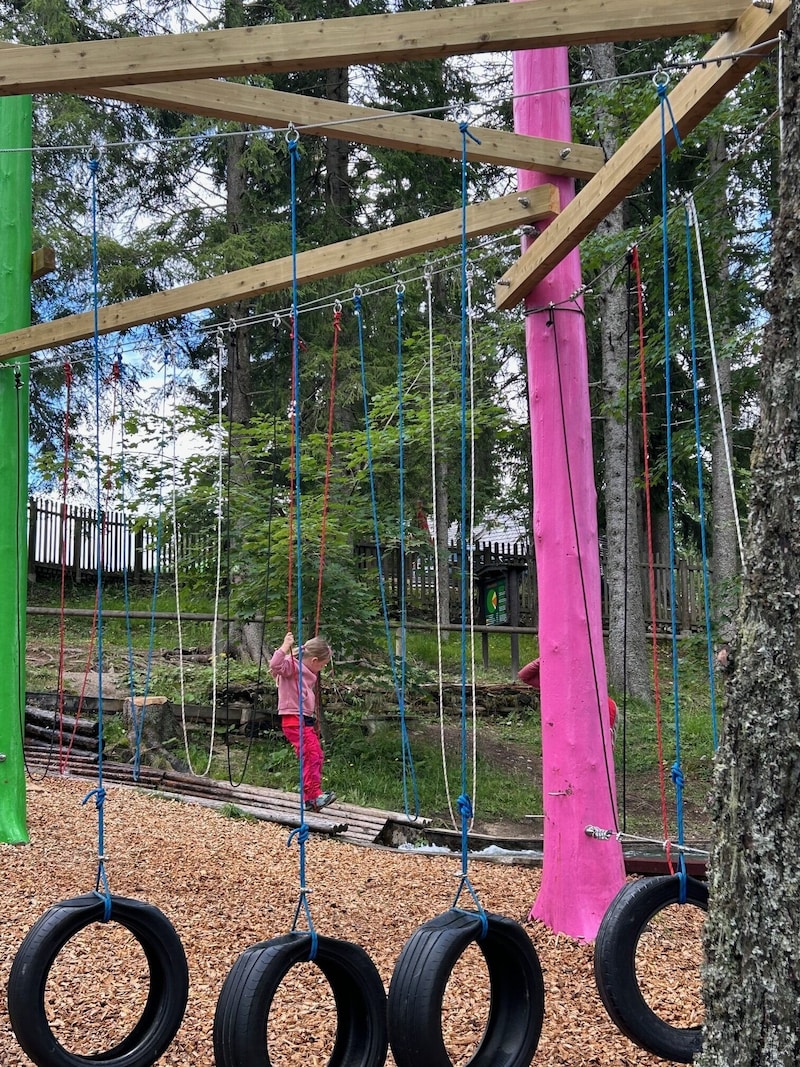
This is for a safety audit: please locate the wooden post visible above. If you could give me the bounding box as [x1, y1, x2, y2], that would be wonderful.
[72, 511, 82, 584]
[0, 94, 31, 844]
[512, 26, 625, 940]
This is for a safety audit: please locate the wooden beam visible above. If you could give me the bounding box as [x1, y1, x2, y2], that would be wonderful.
[0, 41, 602, 178]
[0, 0, 749, 96]
[496, 0, 789, 309]
[0, 184, 558, 360]
[31, 246, 56, 281]
[100, 80, 604, 178]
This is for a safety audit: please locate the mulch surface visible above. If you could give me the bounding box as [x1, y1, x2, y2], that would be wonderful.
[1, 776, 701, 1067]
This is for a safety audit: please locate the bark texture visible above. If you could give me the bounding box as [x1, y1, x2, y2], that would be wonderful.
[697, 8, 800, 1063]
[590, 42, 651, 704]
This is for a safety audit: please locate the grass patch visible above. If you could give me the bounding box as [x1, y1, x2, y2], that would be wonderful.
[26, 583, 721, 838]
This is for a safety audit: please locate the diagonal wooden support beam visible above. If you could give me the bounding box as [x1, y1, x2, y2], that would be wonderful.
[495, 0, 789, 309]
[0, 41, 602, 177]
[0, 0, 750, 96]
[101, 80, 603, 178]
[1, 184, 557, 360]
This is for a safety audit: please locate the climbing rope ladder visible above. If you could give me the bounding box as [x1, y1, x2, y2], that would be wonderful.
[385, 115, 545, 1067]
[212, 126, 389, 1067]
[7, 148, 190, 1067]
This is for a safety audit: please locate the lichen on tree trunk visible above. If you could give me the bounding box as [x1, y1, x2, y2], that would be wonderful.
[697, 7, 800, 1063]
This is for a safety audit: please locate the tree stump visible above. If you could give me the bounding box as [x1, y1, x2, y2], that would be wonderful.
[122, 696, 185, 771]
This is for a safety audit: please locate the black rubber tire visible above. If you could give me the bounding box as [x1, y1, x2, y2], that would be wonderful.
[213, 932, 389, 1067]
[386, 909, 545, 1067]
[594, 874, 708, 1063]
[7, 894, 189, 1067]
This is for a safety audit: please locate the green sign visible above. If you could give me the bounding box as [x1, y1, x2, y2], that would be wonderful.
[484, 579, 508, 625]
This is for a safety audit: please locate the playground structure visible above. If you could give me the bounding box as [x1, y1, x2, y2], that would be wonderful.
[0, 2, 789, 1064]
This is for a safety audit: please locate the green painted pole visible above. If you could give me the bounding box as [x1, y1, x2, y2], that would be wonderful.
[0, 95, 32, 844]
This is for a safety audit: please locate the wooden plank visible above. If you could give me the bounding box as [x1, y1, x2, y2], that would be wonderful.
[495, 0, 790, 309]
[100, 79, 604, 179]
[0, 0, 749, 96]
[31, 245, 56, 280]
[0, 184, 558, 360]
[0, 38, 601, 177]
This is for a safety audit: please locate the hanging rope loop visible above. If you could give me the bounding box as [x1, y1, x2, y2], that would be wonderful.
[652, 66, 670, 90]
[285, 122, 300, 148]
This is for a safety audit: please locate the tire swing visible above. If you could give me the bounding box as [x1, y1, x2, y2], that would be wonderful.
[388, 909, 545, 1067]
[7, 149, 189, 1067]
[387, 115, 544, 1067]
[8, 895, 189, 1067]
[594, 874, 707, 1063]
[212, 126, 387, 1067]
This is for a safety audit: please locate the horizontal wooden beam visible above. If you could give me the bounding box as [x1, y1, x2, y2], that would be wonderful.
[101, 80, 603, 178]
[0, 0, 749, 96]
[496, 0, 789, 309]
[0, 184, 558, 360]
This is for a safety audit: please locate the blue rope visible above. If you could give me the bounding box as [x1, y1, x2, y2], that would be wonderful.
[683, 201, 719, 749]
[355, 289, 420, 819]
[449, 119, 485, 928]
[658, 77, 686, 852]
[87, 151, 112, 919]
[285, 127, 316, 958]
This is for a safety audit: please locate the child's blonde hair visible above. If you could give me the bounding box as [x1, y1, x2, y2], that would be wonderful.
[303, 636, 332, 661]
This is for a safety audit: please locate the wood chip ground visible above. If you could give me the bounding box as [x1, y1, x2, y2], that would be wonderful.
[1, 777, 702, 1067]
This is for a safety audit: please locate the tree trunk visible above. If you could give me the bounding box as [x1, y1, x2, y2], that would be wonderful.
[590, 42, 651, 704]
[707, 130, 741, 644]
[697, 7, 800, 1063]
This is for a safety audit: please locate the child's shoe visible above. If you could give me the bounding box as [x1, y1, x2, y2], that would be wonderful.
[305, 790, 337, 812]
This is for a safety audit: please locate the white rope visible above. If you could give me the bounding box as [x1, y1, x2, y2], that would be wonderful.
[174, 344, 216, 776]
[427, 268, 458, 832]
[466, 268, 478, 824]
[685, 193, 746, 573]
[210, 333, 225, 745]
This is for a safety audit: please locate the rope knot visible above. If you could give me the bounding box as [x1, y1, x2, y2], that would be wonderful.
[287, 824, 310, 847]
[458, 121, 481, 146]
[82, 786, 106, 810]
[456, 793, 473, 819]
[670, 762, 685, 789]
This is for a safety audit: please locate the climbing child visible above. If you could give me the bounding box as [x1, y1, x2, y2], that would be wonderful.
[518, 657, 618, 736]
[269, 631, 336, 812]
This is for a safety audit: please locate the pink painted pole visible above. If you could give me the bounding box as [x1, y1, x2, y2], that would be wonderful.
[512, 33, 625, 940]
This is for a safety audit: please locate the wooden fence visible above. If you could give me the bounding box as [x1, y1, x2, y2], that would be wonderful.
[26, 497, 210, 582]
[27, 497, 706, 632]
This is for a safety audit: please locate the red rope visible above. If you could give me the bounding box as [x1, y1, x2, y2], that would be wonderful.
[633, 245, 674, 873]
[55, 362, 74, 763]
[286, 315, 299, 626]
[314, 304, 341, 636]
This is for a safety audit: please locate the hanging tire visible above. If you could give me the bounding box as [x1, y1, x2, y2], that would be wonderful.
[594, 874, 708, 1063]
[213, 932, 389, 1067]
[7, 894, 189, 1067]
[387, 909, 544, 1067]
